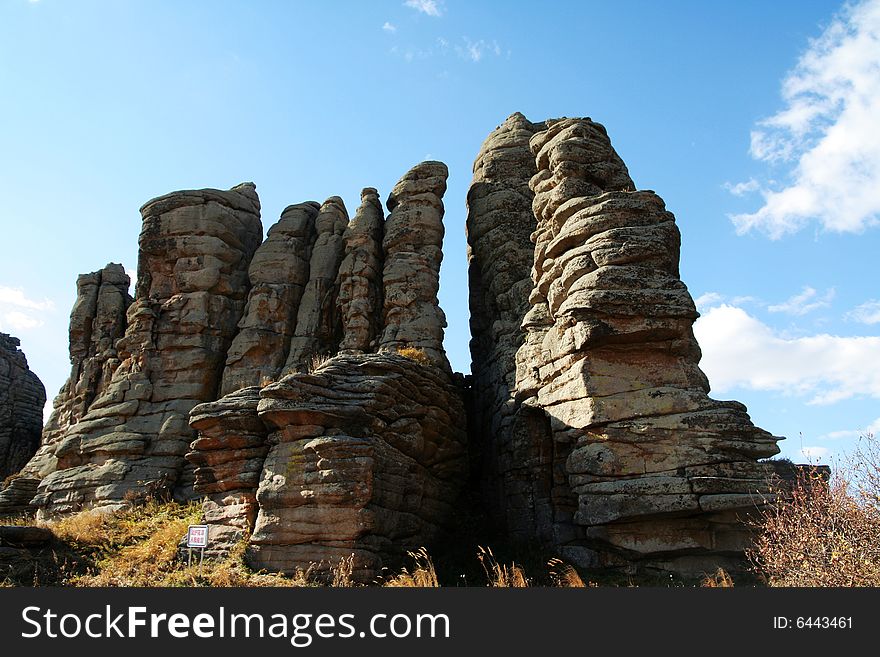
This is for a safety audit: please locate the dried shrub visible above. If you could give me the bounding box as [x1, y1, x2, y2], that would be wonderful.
[396, 346, 431, 366]
[750, 434, 880, 587]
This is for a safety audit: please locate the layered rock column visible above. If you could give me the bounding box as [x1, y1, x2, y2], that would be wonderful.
[0, 334, 46, 480]
[221, 202, 320, 394]
[337, 188, 384, 354]
[379, 162, 450, 371]
[284, 197, 348, 373]
[31, 184, 262, 514]
[522, 118, 780, 572]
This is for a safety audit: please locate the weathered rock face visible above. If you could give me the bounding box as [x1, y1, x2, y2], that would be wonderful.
[29, 264, 132, 479]
[379, 162, 450, 371]
[250, 353, 466, 579]
[30, 184, 262, 515]
[221, 202, 320, 394]
[0, 333, 46, 479]
[468, 114, 783, 574]
[337, 188, 384, 354]
[283, 197, 349, 373]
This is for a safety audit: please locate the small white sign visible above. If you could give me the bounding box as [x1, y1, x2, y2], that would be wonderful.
[186, 525, 209, 548]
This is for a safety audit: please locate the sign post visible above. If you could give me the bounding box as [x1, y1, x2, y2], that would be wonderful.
[186, 525, 209, 575]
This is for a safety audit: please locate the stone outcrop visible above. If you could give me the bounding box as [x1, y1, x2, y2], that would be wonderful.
[250, 353, 466, 579]
[0, 334, 46, 479]
[30, 184, 262, 515]
[468, 114, 784, 575]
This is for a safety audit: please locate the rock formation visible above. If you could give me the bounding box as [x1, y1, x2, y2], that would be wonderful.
[468, 114, 783, 574]
[29, 184, 262, 515]
[0, 334, 46, 480]
[186, 164, 466, 579]
[9, 117, 795, 580]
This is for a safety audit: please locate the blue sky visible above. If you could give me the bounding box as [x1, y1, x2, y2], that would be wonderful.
[1, 0, 878, 467]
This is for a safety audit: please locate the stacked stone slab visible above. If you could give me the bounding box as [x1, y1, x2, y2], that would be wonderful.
[29, 184, 262, 515]
[250, 353, 466, 580]
[187, 163, 467, 579]
[0, 333, 46, 480]
[468, 115, 784, 575]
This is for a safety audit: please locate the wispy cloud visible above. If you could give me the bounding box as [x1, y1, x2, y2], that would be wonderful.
[0, 285, 54, 334]
[817, 417, 880, 441]
[0, 286, 54, 311]
[404, 0, 443, 17]
[846, 299, 880, 324]
[730, 0, 880, 237]
[694, 292, 724, 310]
[800, 446, 831, 462]
[455, 37, 502, 63]
[723, 178, 761, 197]
[382, 22, 397, 33]
[767, 286, 835, 316]
[693, 303, 880, 405]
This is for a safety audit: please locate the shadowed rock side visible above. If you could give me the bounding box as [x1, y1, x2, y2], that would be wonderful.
[30, 184, 262, 515]
[250, 353, 466, 581]
[466, 112, 548, 537]
[0, 334, 46, 480]
[469, 114, 783, 575]
[379, 161, 451, 371]
[221, 202, 320, 394]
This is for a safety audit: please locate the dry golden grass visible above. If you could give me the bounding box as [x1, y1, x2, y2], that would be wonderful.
[750, 433, 880, 587]
[547, 557, 588, 587]
[308, 353, 331, 373]
[478, 546, 529, 587]
[700, 568, 734, 588]
[329, 554, 356, 587]
[395, 346, 431, 366]
[384, 547, 440, 587]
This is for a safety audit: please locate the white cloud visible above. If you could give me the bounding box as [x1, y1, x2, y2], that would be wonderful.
[800, 446, 831, 462]
[694, 304, 880, 405]
[0, 285, 54, 311]
[1, 310, 44, 331]
[404, 0, 442, 17]
[846, 299, 880, 324]
[767, 286, 835, 315]
[382, 22, 397, 33]
[730, 0, 880, 237]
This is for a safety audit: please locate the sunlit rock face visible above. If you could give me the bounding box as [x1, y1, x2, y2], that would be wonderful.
[468, 114, 783, 575]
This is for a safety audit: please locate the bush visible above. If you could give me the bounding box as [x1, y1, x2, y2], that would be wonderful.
[749, 433, 880, 586]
